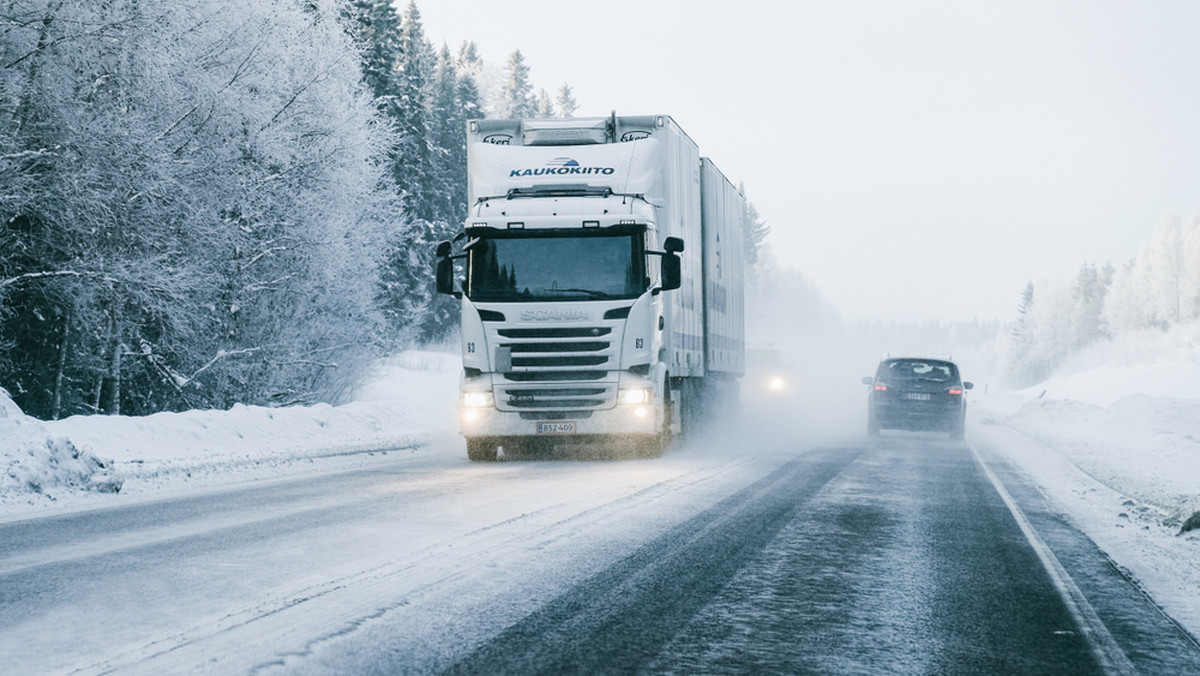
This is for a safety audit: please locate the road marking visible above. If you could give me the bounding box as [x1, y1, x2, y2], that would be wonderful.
[970, 444, 1137, 676]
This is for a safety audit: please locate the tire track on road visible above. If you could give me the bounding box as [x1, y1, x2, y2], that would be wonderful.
[75, 456, 766, 675]
[443, 449, 860, 676]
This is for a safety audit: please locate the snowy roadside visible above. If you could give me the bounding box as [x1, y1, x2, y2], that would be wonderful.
[1, 351, 462, 521]
[969, 359, 1200, 638]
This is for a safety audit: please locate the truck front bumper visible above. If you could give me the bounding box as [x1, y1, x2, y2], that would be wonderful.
[459, 402, 663, 440]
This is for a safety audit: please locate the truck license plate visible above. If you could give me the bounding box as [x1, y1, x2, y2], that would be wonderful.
[905, 393, 931, 401]
[536, 421, 576, 435]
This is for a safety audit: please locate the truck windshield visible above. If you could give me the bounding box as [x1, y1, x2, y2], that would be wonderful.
[466, 231, 646, 302]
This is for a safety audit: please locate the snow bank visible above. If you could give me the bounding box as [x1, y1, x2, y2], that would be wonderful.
[976, 323, 1200, 526]
[980, 392, 1200, 525]
[1, 388, 122, 500]
[0, 351, 461, 518]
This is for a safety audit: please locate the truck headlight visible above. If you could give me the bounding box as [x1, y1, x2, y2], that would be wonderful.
[620, 388, 651, 405]
[462, 391, 494, 408]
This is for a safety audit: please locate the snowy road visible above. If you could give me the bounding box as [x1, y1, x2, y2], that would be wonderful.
[2, 437, 1198, 674]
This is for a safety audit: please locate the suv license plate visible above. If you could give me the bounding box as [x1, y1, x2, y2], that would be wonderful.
[905, 393, 931, 401]
[536, 421, 576, 435]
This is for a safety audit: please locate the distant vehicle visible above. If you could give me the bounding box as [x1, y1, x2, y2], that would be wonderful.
[745, 344, 792, 400]
[862, 356, 973, 439]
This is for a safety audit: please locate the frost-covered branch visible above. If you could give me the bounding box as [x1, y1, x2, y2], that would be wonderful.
[242, 238, 295, 269]
[173, 347, 261, 388]
[271, 360, 338, 370]
[4, 18, 135, 69]
[240, 273, 297, 294]
[1, 147, 59, 161]
[0, 270, 121, 290]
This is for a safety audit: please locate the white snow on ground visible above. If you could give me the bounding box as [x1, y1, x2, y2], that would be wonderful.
[0, 390, 120, 499]
[2, 336, 1199, 637]
[1, 350, 462, 519]
[971, 321, 1200, 638]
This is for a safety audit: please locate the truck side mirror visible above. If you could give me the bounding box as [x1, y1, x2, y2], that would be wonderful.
[435, 240, 455, 295]
[661, 251, 681, 291]
[664, 236, 684, 253]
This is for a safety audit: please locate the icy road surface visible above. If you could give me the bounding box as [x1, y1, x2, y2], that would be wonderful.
[2, 437, 1198, 674]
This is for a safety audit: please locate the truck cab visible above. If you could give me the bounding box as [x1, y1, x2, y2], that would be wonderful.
[436, 115, 742, 461]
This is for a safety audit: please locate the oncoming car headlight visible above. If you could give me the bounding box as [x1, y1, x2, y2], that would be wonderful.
[462, 391, 493, 408]
[620, 388, 651, 405]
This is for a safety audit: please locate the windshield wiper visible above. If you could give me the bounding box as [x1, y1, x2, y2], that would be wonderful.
[543, 288, 613, 298]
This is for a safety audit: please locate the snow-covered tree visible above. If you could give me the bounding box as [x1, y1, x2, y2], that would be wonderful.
[430, 44, 465, 227]
[393, 0, 436, 221]
[1182, 214, 1200, 321]
[341, 0, 403, 105]
[556, 83, 579, 118]
[1025, 280, 1075, 382]
[1146, 216, 1185, 325]
[1, 0, 396, 416]
[1102, 216, 1197, 333]
[1103, 259, 1153, 334]
[500, 49, 534, 118]
[739, 183, 770, 275]
[1005, 282, 1039, 384]
[1070, 262, 1112, 351]
[533, 88, 555, 118]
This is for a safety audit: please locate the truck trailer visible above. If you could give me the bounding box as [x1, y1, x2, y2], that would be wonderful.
[435, 114, 745, 461]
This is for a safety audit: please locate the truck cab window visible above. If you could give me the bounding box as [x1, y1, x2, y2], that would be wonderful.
[467, 233, 645, 302]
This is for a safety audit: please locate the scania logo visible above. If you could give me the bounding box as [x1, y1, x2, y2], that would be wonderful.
[521, 309, 589, 321]
[510, 157, 615, 178]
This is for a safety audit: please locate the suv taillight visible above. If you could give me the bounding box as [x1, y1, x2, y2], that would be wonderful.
[947, 387, 963, 395]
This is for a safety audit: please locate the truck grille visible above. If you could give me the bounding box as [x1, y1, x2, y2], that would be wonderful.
[499, 327, 612, 339]
[503, 387, 608, 409]
[491, 323, 622, 411]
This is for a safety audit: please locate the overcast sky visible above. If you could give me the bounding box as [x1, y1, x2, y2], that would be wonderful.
[416, 1, 1200, 323]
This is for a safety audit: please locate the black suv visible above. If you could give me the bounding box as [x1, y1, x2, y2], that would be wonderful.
[862, 356, 973, 439]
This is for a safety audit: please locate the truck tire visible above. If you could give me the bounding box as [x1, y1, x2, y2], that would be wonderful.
[634, 432, 668, 459]
[466, 438, 498, 462]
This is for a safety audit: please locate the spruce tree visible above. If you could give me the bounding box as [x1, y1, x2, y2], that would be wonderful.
[1008, 281, 1039, 385]
[430, 44, 465, 227]
[394, 1, 436, 222]
[739, 183, 770, 273]
[1070, 262, 1110, 351]
[556, 83, 579, 118]
[534, 88, 555, 118]
[501, 49, 534, 118]
[341, 1, 403, 105]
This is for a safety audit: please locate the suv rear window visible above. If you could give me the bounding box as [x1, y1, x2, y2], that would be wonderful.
[880, 360, 958, 384]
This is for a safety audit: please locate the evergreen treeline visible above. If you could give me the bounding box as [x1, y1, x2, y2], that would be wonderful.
[1007, 215, 1200, 384]
[0, 0, 576, 419]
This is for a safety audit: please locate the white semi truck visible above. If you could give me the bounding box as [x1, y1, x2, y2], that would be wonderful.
[435, 114, 745, 461]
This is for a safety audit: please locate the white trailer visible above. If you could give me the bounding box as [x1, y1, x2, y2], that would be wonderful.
[436, 114, 745, 460]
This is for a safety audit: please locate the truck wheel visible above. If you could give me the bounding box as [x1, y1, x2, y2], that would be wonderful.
[635, 432, 668, 459]
[466, 438, 498, 462]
